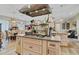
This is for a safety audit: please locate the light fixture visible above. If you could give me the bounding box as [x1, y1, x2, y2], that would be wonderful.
[42, 8, 45, 11]
[35, 10, 38, 13]
[12, 20, 16, 23]
[28, 4, 31, 8]
[30, 12, 32, 14]
[12, 20, 16, 22]
[60, 5, 63, 7]
[60, 19, 63, 22]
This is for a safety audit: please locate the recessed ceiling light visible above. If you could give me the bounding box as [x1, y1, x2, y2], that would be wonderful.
[42, 8, 45, 11]
[60, 5, 63, 7]
[70, 12, 73, 15]
[35, 10, 38, 13]
[60, 19, 63, 22]
[28, 5, 31, 8]
[12, 20, 16, 23]
[30, 12, 32, 14]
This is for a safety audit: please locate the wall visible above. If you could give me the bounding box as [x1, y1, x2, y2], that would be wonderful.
[66, 13, 79, 40]
[0, 19, 9, 32]
[0, 18, 27, 31]
[69, 14, 79, 34]
[55, 23, 62, 32]
[17, 21, 26, 30]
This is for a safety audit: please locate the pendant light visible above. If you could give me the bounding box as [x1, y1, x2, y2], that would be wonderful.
[27, 4, 31, 8]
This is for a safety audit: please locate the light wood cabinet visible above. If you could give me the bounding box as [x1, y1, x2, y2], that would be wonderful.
[48, 41, 61, 55]
[16, 37, 23, 55]
[60, 34, 69, 46]
[23, 42, 42, 54]
[16, 36, 61, 55]
[23, 38, 42, 45]
[48, 48, 56, 55]
[23, 49, 40, 55]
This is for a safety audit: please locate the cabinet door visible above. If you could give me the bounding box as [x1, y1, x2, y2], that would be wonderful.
[61, 35, 68, 46]
[23, 43, 42, 54]
[23, 49, 40, 55]
[23, 38, 42, 45]
[48, 48, 56, 55]
[48, 41, 61, 55]
[16, 37, 23, 55]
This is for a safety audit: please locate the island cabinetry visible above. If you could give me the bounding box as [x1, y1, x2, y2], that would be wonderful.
[16, 36, 61, 55]
[16, 36, 23, 55]
[47, 41, 61, 55]
[60, 34, 68, 46]
[23, 38, 42, 45]
[23, 37, 43, 55]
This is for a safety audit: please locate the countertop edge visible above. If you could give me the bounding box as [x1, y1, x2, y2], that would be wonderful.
[16, 35, 61, 42]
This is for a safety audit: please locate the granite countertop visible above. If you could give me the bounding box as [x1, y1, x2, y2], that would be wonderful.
[17, 34, 61, 42]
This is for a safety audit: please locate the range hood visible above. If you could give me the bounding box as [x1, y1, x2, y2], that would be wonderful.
[19, 4, 52, 17]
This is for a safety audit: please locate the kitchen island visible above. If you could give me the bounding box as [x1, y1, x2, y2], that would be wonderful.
[16, 35, 61, 55]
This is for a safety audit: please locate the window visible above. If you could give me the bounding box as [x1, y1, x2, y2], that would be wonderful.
[62, 23, 65, 29]
[66, 23, 70, 29]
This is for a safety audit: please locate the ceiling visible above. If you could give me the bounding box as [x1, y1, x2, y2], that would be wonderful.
[49, 4, 79, 20]
[0, 4, 79, 21]
[0, 4, 32, 21]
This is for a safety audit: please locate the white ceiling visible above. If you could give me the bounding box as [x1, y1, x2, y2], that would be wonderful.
[0, 4, 32, 21]
[0, 4, 79, 21]
[49, 4, 79, 20]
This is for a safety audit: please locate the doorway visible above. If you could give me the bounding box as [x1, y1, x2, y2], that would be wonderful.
[0, 23, 2, 49]
[0, 23, 2, 32]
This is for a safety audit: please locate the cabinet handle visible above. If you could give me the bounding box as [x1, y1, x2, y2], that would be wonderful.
[48, 49, 49, 54]
[18, 41, 20, 45]
[29, 53, 32, 55]
[29, 46, 32, 48]
[50, 44, 55, 47]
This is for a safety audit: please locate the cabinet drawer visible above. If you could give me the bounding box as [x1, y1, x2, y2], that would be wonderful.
[48, 41, 60, 47]
[23, 38, 42, 45]
[23, 43, 42, 54]
[48, 41, 61, 55]
[23, 50, 40, 55]
[16, 36, 23, 39]
[16, 37, 23, 54]
[48, 48, 56, 55]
